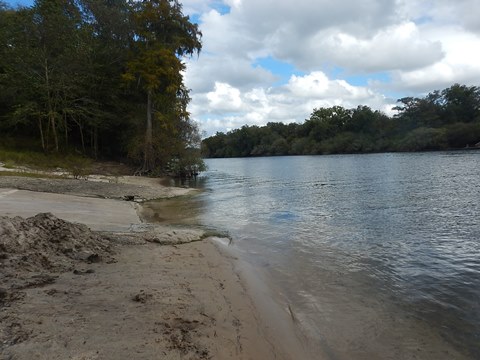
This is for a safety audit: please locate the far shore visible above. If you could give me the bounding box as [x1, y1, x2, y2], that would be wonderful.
[0, 170, 310, 359]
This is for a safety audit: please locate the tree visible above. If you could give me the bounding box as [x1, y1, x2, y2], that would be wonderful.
[0, 2, 15, 121]
[307, 106, 352, 141]
[441, 84, 480, 124]
[1, 0, 206, 175]
[1, 0, 100, 153]
[123, 0, 201, 174]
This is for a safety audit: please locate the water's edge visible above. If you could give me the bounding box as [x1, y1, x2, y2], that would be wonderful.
[143, 152, 480, 359]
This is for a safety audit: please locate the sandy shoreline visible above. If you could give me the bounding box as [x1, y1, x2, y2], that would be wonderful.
[0, 175, 308, 359]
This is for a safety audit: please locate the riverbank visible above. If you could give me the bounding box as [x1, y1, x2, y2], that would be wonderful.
[0, 173, 307, 359]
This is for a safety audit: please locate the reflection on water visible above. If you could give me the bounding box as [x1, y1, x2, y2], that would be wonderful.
[145, 152, 480, 359]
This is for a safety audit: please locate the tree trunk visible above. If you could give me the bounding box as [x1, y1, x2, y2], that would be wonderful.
[143, 89, 154, 173]
[94, 126, 98, 159]
[50, 114, 59, 152]
[91, 127, 98, 159]
[38, 118, 45, 151]
[79, 124, 85, 154]
[64, 112, 68, 149]
[73, 117, 85, 154]
[44, 56, 58, 152]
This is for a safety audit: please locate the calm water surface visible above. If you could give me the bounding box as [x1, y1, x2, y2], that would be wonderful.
[147, 152, 480, 359]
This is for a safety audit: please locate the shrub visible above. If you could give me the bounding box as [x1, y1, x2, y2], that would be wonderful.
[444, 122, 480, 148]
[396, 127, 448, 151]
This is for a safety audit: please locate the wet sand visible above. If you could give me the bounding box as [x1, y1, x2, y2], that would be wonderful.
[0, 174, 309, 359]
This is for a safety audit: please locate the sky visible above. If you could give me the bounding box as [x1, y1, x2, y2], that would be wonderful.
[6, 0, 480, 136]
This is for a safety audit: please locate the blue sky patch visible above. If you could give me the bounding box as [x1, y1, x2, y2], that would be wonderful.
[6, 0, 32, 7]
[253, 56, 305, 85]
[211, 2, 231, 15]
[189, 13, 202, 25]
[345, 72, 391, 87]
[414, 15, 434, 25]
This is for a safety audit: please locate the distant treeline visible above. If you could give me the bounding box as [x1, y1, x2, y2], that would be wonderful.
[0, 0, 203, 175]
[202, 84, 480, 158]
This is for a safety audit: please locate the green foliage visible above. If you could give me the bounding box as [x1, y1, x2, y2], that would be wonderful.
[63, 155, 93, 179]
[442, 84, 480, 123]
[444, 123, 480, 148]
[122, 0, 202, 174]
[165, 150, 206, 178]
[395, 127, 448, 152]
[0, 145, 91, 172]
[202, 83, 480, 158]
[319, 132, 376, 154]
[0, 0, 204, 175]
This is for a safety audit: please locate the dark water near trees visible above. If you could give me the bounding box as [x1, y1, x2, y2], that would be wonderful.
[147, 152, 480, 358]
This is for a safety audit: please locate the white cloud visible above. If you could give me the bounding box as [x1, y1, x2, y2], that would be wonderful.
[288, 72, 329, 98]
[224, 0, 242, 9]
[191, 72, 393, 136]
[182, 0, 480, 135]
[206, 82, 243, 112]
[398, 0, 480, 34]
[391, 26, 480, 91]
[306, 22, 444, 72]
[184, 54, 275, 93]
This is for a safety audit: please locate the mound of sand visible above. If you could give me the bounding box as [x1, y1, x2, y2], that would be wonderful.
[0, 213, 115, 299]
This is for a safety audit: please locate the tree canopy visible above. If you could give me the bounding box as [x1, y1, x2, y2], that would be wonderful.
[0, 0, 203, 176]
[202, 84, 480, 158]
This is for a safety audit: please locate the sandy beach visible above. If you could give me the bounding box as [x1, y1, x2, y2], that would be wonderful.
[0, 173, 308, 359]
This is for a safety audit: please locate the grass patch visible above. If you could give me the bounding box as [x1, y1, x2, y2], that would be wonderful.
[0, 148, 93, 177]
[2, 160, 16, 169]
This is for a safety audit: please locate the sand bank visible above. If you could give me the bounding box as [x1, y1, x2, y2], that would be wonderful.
[0, 175, 308, 359]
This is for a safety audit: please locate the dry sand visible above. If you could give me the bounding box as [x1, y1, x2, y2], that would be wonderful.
[0, 173, 308, 359]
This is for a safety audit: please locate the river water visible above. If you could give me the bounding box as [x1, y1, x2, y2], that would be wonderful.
[145, 152, 480, 359]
